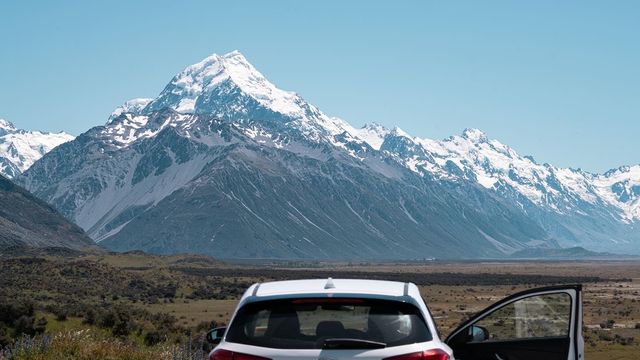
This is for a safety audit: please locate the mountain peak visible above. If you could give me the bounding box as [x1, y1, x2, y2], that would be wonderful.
[361, 122, 388, 133]
[603, 164, 640, 178]
[221, 49, 248, 61]
[390, 126, 411, 138]
[461, 128, 488, 142]
[0, 118, 16, 133]
[144, 50, 305, 118]
[108, 98, 153, 123]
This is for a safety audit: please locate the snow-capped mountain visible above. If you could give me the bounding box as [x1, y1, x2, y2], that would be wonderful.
[368, 126, 640, 223]
[17, 51, 640, 258]
[353, 126, 640, 251]
[0, 118, 74, 178]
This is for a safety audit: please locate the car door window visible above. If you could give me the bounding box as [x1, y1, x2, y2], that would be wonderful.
[473, 293, 571, 341]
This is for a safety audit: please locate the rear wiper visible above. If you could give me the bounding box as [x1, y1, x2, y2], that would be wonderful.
[321, 338, 387, 349]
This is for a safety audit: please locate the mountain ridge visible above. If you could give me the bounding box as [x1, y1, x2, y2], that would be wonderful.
[17, 50, 640, 258]
[0, 174, 96, 250]
[0, 118, 74, 178]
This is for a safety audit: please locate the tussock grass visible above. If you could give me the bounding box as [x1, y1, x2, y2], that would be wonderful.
[0, 330, 208, 360]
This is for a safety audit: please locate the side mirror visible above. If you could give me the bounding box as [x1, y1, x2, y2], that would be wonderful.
[469, 325, 489, 342]
[206, 327, 227, 345]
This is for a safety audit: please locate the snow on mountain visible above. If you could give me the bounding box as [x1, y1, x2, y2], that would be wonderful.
[367, 125, 640, 224]
[594, 165, 640, 221]
[142, 51, 360, 146]
[108, 98, 153, 123]
[145, 51, 305, 117]
[346, 123, 391, 150]
[0, 118, 74, 178]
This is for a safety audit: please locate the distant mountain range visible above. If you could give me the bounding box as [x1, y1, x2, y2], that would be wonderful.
[0, 119, 73, 178]
[5, 51, 639, 259]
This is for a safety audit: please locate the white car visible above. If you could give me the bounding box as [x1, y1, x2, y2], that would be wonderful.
[207, 279, 583, 360]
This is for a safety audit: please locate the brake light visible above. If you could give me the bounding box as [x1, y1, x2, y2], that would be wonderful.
[209, 349, 271, 360]
[291, 298, 365, 304]
[383, 349, 450, 360]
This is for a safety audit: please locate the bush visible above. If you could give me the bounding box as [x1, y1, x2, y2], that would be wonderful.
[598, 332, 614, 342]
[14, 316, 36, 336]
[614, 334, 634, 345]
[0, 302, 34, 325]
[34, 317, 48, 334]
[111, 317, 131, 338]
[144, 331, 162, 346]
[98, 311, 117, 328]
[55, 311, 68, 322]
[195, 320, 220, 333]
[0, 325, 12, 347]
[83, 309, 96, 325]
[600, 319, 615, 329]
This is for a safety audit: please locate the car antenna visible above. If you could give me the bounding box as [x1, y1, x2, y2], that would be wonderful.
[324, 277, 336, 289]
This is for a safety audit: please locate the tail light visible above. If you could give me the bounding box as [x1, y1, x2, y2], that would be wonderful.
[210, 349, 271, 360]
[383, 349, 450, 360]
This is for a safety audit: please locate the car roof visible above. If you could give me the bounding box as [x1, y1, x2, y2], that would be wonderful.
[250, 278, 413, 298]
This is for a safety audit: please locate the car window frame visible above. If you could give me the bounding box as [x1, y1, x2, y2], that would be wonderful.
[225, 297, 434, 349]
[445, 284, 582, 360]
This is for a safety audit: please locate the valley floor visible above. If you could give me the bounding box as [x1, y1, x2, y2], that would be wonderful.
[0, 250, 638, 359]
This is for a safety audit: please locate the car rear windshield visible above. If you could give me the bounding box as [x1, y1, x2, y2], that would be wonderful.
[226, 298, 432, 349]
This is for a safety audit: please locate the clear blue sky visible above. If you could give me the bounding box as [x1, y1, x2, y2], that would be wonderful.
[1, 1, 638, 173]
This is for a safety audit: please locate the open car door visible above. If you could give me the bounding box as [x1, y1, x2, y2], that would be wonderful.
[445, 284, 583, 360]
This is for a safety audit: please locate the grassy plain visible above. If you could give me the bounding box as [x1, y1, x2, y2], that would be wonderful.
[1, 250, 638, 359]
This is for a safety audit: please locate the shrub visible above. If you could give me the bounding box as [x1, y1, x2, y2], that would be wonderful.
[0, 326, 12, 347]
[14, 316, 36, 336]
[111, 317, 131, 338]
[195, 320, 220, 333]
[598, 332, 614, 342]
[144, 331, 162, 346]
[83, 309, 96, 325]
[614, 334, 634, 346]
[34, 317, 47, 334]
[55, 311, 68, 322]
[0, 302, 34, 325]
[98, 311, 117, 328]
[599, 319, 615, 329]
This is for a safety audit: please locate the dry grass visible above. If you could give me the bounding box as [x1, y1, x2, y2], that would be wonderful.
[0, 329, 204, 360]
[141, 299, 237, 328]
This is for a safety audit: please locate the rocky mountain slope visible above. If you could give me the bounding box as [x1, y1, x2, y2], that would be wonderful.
[0, 118, 74, 178]
[0, 174, 95, 250]
[369, 127, 640, 252]
[17, 51, 640, 258]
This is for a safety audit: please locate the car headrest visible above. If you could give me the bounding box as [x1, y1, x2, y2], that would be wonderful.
[316, 321, 345, 338]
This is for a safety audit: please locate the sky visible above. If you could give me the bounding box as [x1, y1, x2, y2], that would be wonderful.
[1, 0, 638, 173]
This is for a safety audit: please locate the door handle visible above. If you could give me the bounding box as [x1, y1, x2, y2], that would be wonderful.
[494, 353, 508, 360]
